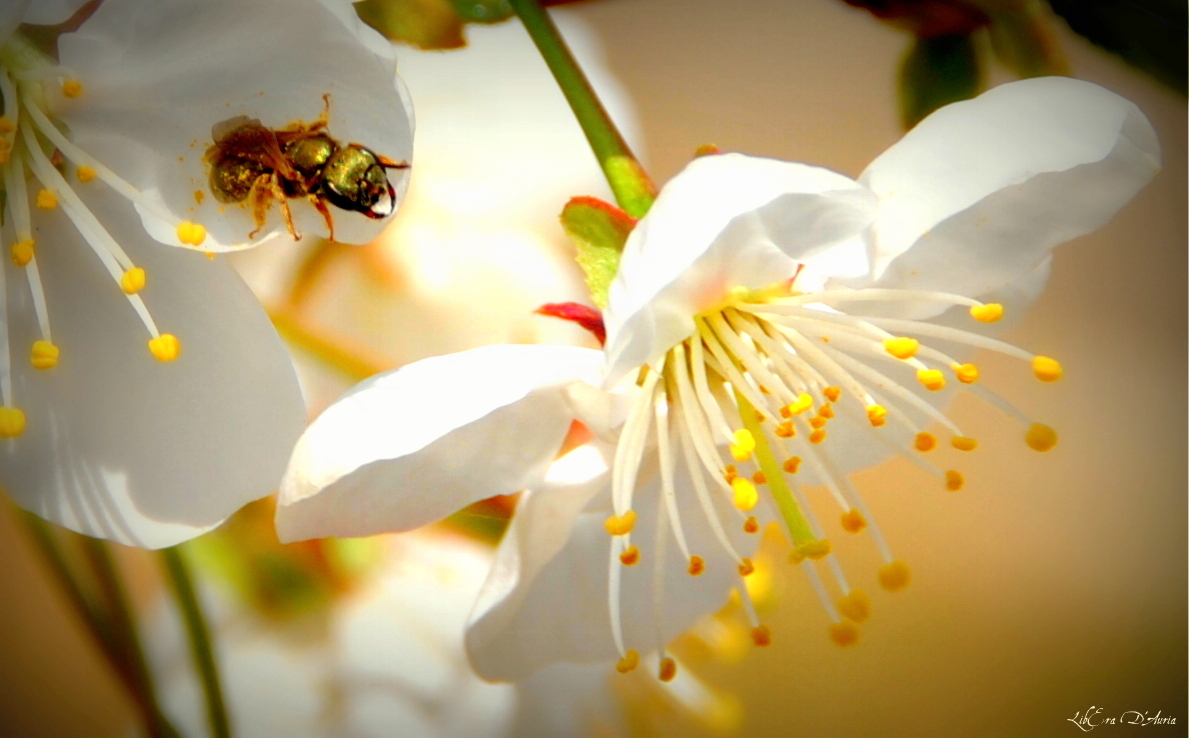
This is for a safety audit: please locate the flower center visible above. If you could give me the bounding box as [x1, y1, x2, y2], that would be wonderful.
[0, 30, 208, 438]
[605, 280, 1061, 678]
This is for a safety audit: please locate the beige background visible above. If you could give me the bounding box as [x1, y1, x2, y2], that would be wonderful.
[1, 0, 1184, 735]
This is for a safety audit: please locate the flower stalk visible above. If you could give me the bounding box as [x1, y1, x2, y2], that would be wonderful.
[507, 0, 657, 217]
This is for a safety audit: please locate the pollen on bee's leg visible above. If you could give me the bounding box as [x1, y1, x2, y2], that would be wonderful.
[30, 340, 59, 370]
[751, 624, 772, 647]
[945, 470, 964, 491]
[75, 166, 96, 182]
[148, 334, 181, 362]
[619, 545, 640, 566]
[615, 650, 639, 674]
[866, 405, 888, 427]
[120, 267, 146, 295]
[953, 363, 979, 384]
[732, 477, 758, 511]
[729, 429, 755, 462]
[61, 79, 83, 98]
[35, 189, 57, 209]
[1025, 423, 1058, 452]
[883, 336, 919, 359]
[916, 369, 946, 391]
[914, 432, 937, 452]
[658, 656, 677, 682]
[688, 556, 705, 576]
[737, 558, 755, 577]
[951, 436, 978, 451]
[176, 221, 207, 246]
[836, 589, 872, 623]
[969, 303, 1004, 323]
[0, 407, 26, 438]
[1033, 356, 1063, 382]
[743, 516, 759, 534]
[829, 621, 860, 647]
[878, 560, 912, 592]
[604, 510, 637, 536]
[11, 239, 34, 267]
[840, 509, 866, 534]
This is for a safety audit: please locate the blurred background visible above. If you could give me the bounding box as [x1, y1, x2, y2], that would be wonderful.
[0, 0, 1183, 735]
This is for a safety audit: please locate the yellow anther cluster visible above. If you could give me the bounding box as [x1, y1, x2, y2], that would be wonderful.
[729, 428, 755, 461]
[829, 621, 860, 647]
[774, 421, 795, 437]
[1033, 356, 1063, 382]
[823, 386, 841, 402]
[76, 165, 97, 182]
[840, 509, 866, 534]
[782, 457, 801, 474]
[732, 477, 758, 511]
[1025, 423, 1058, 452]
[36, 189, 57, 209]
[883, 336, 919, 359]
[945, 470, 964, 491]
[917, 369, 946, 391]
[121, 267, 146, 295]
[836, 589, 872, 623]
[743, 516, 759, 534]
[751, 625, 772, 647]
[176, 221, 207, 246]
[809, 428, 827, 444]
[30, 340, 59, 370]
[951, 436, 978, 451]
[878, 560, 912, 592]
[722, 464, 737, 483]
[738, 558, 755, 577]
[969, 303, 1004, 322]
[604, 510, 636, 536]
[688, 555, 706, 576]
[0, 407, 26, 438]
[619, 545, 640, 566]
[658, 657, 677, 682]
[866, 404, 888, 427]
[61, 79, 84, 98]
[148, 334, 181, 362]
[781, 393, 813, 417]
[914, 432, 937, 452]
[953, 363, 979, 384]
[11, 239, 34, 267]
[615, 650, 639, 674]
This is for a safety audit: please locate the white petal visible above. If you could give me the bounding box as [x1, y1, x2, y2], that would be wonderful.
[861, 77, 1160, 311]
[277, 344, 603, 542]
[0, 190, 306, 549]
[603, 153, 875, 386]
[54, 0, 414, 251]
[0, 1, 30, 44]
[466, 448, 754, 680]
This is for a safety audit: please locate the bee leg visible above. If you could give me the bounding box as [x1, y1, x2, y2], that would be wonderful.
[246, 173, 273, 239]
[310, 194, 337, 242]
[355, 148, 409, 171]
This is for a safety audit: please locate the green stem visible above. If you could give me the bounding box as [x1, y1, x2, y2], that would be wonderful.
[508, 0, 657, 217]
[160, 546, 231, 738]
[78, 536, 180, 738]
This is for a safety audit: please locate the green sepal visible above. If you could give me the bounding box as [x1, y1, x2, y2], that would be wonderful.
[898, 33, 983, 130]
[561, 196, 635, 309]
[354, 0, 466, 50]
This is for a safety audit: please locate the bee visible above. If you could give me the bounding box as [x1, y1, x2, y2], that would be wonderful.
[206, 95, 408, 241]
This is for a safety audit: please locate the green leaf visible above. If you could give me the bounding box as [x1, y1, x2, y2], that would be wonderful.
[449, 0, 513, 24]
[899, 33, 983, 129]
[561, 196, 635, 309]
[353, 0, 465, 50]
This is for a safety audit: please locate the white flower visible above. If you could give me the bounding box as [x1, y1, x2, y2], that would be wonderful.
[275, 78, 1158, 679]
[0, 0, 413, 547]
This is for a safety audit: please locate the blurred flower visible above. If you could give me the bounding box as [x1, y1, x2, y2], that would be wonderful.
[0, 0, 413, 547]
[274, 77, 1158, 682]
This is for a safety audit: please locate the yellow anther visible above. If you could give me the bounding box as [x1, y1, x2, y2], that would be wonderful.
[1033, 355, 1063, 382]
[951, 436, 978, 451]
[809, 416, 827, 430]
[61, 79, 83, 98]
[0, 406, 26, 438]
[782, 456, 801, 474]
[76, 165, 97, 182]
[732, 477, 758, 511]
[743, 516, 759, 534]
[818, 402, 835, 419]
[837, 589, 872, 623]
[866, 405, 888, 427]
[723, 465, 737, 483]
[969, 303, 1004, 322]
[658, 657, 677, 682]
[11, 239, 34, 267]
[30, 340, 59, 370]
[148, 334, 181, 362]
[0, 115, 14, 132]
[694, 143, 722, 157]
[738, 558, 755, 577]
[751, 624, 772, 647]
[945, 470, 964, 491]
[829, 621, 860, 647]
[688, 555, 706, 576]
[604, 510, 637, 536]
[1025, 423, 1058, 452]
[619, 545, 640, 566]
[953, 363, 979, 384]
[809, 429, 827, 444]
[797, 539, 832, 560]
[36, 189, 57, 209]
[121, 267, 146, 295]
[917, 369, 946, 391]
[914, 432, 937, 452]
[176, 221, 207, 246]
[788, 549, 805, 565]
[751, 470, 766, 485]
[840, 509, 866, 534]
[782, 393, 813, 417]
[823, 386, 842, 403]
[883, 336, 919, 359]
[729, 428, 755, 462]
[878, 560, 912, 592]
[615, 650, 639, 674]
[774, 421, 795, 438]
